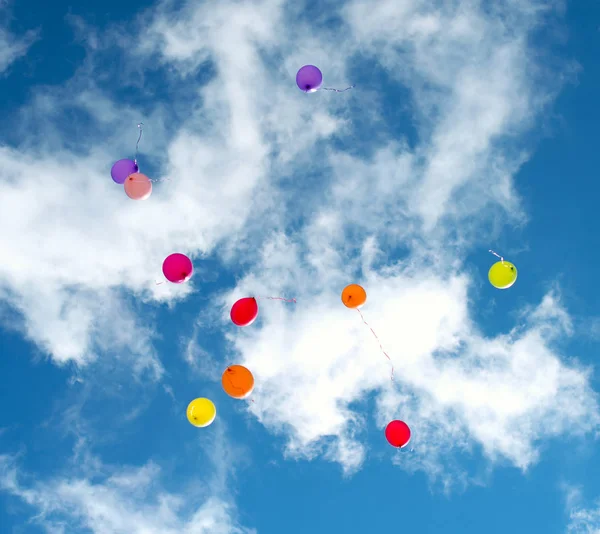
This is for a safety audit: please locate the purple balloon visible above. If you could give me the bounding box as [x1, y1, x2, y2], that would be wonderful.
[296, 65, 323, 93]
[111, 159, 139, 184]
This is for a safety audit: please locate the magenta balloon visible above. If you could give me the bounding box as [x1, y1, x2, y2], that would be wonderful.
[111, 159, 138, 184]
[296, 65, 323, 93]
[162, 253, 193, 283]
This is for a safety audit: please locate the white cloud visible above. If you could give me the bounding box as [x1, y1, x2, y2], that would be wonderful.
[569, 510, 600, 534]
[566, 488, 600, 534]
[0, 0, 597, 488]
[222, 237, 599, 476]
[342, 0, 568, 231]
[0, 0, 348, 371]
[0, 28, 36, 74]
[0, 1, 38, 76]
[0, 431, 255, 534]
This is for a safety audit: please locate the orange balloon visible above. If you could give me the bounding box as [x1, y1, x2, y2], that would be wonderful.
[222, 365, 254, 399]
[124, 172, 152, 200]
[341, 284, 367, 309]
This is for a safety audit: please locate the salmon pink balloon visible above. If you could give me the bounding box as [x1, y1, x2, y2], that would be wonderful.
[124, 172, 152, 200]
[162, 253, 193, 283]
[230, 297, 258, 327]
[385, 420, 411, 448]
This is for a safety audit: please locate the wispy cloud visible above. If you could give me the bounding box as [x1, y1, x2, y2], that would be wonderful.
[565, 486, 600, 533]
[0, 0, 596, 493]
[0, 2, 38, 76]
[0, 428, 254, 534]
[222, 242, 599, 478]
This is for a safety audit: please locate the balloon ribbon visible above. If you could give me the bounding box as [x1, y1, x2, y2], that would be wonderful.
[356, 308, 394, 381]
[255, 296, 297, 303]
[129, 122, 170, 183]
[134, 122, 143, 165]
[128, 176, 171, 183]
[322, 84, 355, 92]
[489, 249, 504, 262]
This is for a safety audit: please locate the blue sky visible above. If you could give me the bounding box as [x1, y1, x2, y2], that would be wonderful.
[1, 0, 600, 532]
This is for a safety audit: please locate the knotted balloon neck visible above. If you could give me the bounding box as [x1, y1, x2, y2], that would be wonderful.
[321, 84, 355, 93]
[489, 249, 504, 263]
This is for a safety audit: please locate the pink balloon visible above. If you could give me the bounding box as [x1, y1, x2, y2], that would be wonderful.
[124, 173, 152, 200]
[162, 253, 193, 283]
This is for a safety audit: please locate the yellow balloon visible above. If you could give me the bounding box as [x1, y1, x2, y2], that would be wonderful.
[186, 398, 216, 428]
[488, 260, 517, 289]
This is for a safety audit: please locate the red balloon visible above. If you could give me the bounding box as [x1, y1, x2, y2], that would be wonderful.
[385, 420, 411, 448]
[230, 297, 259, 327]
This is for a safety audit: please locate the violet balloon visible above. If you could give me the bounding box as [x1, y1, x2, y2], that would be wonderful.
[162, 253, 193, 283]
[111, 159, 138, 184]
[296, 65, 323, 93]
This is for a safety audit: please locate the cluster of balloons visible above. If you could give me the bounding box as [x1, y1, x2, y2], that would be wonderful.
[186, 296, 296, 427]
[167, 248, 514, 448]
[110, 123, 155, 200]
[341, 282, 410, 449]
[158, 253, 289, 429]
[338, 249, 517, 450]
[111, 67, 517, 453]
[110, 67, 351, 197]
[157, 251, 256, 427]
[111, 158, 153, 200]
[187, 364, 255, 427]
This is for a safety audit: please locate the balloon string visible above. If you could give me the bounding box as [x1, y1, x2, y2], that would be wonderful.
[255, 296, 297, 303]
[322, 85, 355, 92]
[355, 309, 394, 381]
[128, 177, 171, 183]
[134, 122, 143, 165]
[489, 249, 504, 263]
